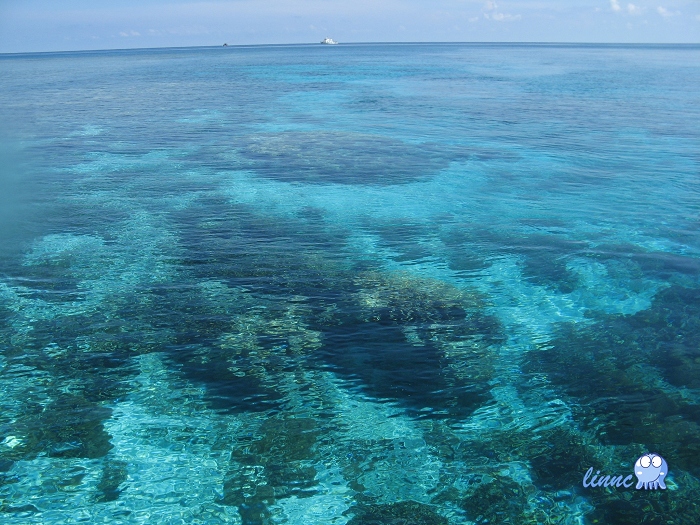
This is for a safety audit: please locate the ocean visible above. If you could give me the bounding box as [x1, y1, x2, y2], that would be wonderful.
[1, 43, 699, 524]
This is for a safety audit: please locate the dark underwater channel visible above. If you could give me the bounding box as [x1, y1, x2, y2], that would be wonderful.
[1, 43, 700, 524]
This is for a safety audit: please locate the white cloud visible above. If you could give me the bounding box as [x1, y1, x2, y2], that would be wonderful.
[611, 1, 645, 16]
[490, 12, 521, 21]
[657, 6, 680, 17]
[627, 3, 643, 15]
[482, 0, 520, 22]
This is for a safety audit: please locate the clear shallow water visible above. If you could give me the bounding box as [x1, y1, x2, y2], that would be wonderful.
[0, 43, 699, 524]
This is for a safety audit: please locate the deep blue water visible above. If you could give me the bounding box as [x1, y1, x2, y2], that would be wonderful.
[1, 43, 699, 524]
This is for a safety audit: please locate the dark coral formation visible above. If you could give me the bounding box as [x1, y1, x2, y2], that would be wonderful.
[524, 284, 700, 522]
[460, 473, 531, 524]
[8, 394, 112, 461]
[166, 196, 502, 420]
[233, 131, 466, 185]
[347, 501, 448, 525]
[223, 416, 319, 522]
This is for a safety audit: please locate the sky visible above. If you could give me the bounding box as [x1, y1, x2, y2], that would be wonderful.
[0, 0, 698, 53]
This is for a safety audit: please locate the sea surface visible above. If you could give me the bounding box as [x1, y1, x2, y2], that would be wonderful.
[1, 43, 699, 524]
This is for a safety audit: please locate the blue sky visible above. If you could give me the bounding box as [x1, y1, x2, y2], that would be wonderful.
[1, 0, 698, 52]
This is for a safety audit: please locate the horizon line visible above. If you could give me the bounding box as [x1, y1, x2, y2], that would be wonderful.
[2, 40, 699, 56]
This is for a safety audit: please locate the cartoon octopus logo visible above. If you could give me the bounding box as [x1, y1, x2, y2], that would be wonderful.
[634, 453, 668, 490]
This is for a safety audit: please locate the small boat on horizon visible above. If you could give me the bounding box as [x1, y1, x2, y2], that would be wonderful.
[321, 37, 338, 45]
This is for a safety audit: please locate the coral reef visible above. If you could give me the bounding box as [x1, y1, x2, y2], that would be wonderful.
[233, 131, 464, 185]
[347, 501, 447, 525]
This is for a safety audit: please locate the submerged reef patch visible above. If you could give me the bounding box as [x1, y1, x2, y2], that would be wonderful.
[441, 227, 586, 293]
[95, 459, 128, 503]
[231, 131, 466, 185]
[459, 472, 532, 524]
[523, 283, 700, 521]
[168, 197, 502, 420]
[223, 415, 319, 520]
[346, 501, 447, 525]
[9, 394, 113, 461]
[525, 284, 700, 455]
[314, 270, 501, 418]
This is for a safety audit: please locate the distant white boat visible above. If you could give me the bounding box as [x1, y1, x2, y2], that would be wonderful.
[321, 37, 338, 45]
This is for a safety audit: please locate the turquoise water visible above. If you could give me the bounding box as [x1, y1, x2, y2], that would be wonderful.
[1, 43, 699, 524]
